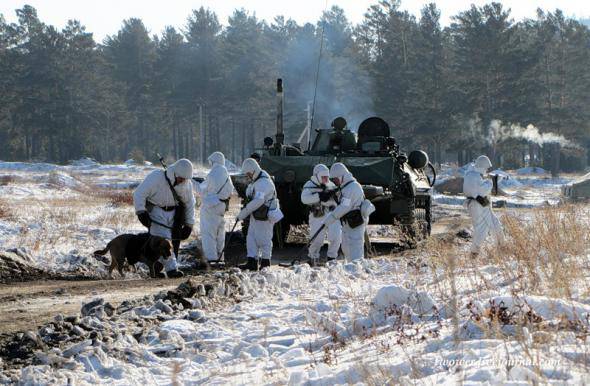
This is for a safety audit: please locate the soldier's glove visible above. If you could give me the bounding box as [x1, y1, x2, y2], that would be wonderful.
[318, 190, 333, 202]
[475, 195, 490, 207]
[137, 211, 151, 228]
[180, 224, 193, 239]
[193, 176, 205, 183]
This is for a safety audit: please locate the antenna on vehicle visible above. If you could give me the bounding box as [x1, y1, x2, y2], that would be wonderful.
[308, 0, 329, 151]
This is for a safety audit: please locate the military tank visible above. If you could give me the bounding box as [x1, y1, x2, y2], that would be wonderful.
[234, 79, 435, 246]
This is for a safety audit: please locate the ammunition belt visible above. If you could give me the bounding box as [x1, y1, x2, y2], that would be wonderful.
[147, 201, 176, 212]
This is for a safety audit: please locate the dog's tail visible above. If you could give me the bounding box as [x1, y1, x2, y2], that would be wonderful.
[93, 241, 111, 264]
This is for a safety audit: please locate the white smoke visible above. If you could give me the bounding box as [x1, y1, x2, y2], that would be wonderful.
[488, 119, 577, 148]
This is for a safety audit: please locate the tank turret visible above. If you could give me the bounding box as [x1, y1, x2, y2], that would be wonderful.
[232, 79, 435, 246]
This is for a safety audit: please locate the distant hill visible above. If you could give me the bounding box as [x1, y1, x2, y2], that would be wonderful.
[581, 18, 590, 27]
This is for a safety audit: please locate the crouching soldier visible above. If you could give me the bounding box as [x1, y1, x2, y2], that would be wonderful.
[133, 158, 195, 278]
[322, 163, 374, 261]
[301, 164, 342, 266]
[237, 158, 282, 271]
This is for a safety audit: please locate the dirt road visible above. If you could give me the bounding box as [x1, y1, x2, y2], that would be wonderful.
[0, 277, 187, 334]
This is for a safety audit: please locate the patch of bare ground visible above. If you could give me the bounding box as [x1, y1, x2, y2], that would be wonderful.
[0, 275, 244, 372]
[0, 175, 15, 186]
[0, 277, 187, 334]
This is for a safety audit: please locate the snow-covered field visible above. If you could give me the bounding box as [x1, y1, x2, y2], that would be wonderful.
[0, 158, 212, 274]
[1, 160, 590, 385]
[434, 164, 577, 208]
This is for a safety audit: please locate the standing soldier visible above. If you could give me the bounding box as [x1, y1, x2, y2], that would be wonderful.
[301, 164, 342, 266]
[133, 159, 195, 278]
[463, 155, 504, 257]
[323, 163, 370, 261]
[237, 158, 279, 271]
[197, 152, 234, 266]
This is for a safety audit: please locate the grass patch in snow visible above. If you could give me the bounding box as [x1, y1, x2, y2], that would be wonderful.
[4, 188, 140, 270]
[490, 204, 590, 299]
[0, 198, 13, 220]
[88, 188, 134, 207]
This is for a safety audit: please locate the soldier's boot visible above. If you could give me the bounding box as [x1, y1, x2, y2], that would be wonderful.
[260, 258, 271, 269]
[153, 261, 166, 278]
[239, 257, 259, 271]
[166, 269, 184, 278]
[195, 259, 211, 271]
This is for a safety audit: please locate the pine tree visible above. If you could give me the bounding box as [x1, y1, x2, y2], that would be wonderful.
[103, 18, 157, 159]
[0, 3, 588, 167]
[409, 3, 449, 163]
[185, 7, 223, 162]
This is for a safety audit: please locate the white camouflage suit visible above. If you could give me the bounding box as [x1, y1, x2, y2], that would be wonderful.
[300, 164, 342, 261]
[197, 152, 234, 262]
[238, 159, 278, 262]
[133, 159, 196, 271]
[323, 163, 367, 261]
[463, 155, 504, 254]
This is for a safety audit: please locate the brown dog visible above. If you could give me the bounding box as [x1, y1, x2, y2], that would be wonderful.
[93, 233, 172, 278]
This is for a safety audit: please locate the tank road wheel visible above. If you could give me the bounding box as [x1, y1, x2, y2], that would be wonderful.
[398, 197, 432, 247]
[399, 211, 418, 248]
[415, 208, 429, 238]
[424, 196, 432, 236]
[414, 196, 432, 238]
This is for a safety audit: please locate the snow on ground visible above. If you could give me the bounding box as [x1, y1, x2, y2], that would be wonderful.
[515, 166, 549, 175]
[0, 159, 581, 271]
[3, 255, 590, 385]
[434, 164, 577, 208]
[0, 158, 215, 190]
[1, 160, 590, 385]
[0, 159, 215, 274]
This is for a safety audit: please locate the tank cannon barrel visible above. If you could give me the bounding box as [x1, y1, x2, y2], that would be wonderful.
[275, 78, 284, 147]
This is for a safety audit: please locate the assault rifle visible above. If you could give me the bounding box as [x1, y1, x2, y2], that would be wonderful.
[155, 153, 186, 251]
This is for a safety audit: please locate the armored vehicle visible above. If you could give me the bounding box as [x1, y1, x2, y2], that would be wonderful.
[235, 79, 435, 245]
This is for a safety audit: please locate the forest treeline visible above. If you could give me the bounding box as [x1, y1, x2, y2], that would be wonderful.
[0, 2, 589, 166]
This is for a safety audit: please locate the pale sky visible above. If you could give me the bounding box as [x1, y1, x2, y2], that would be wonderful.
[1, 0, 588, 42]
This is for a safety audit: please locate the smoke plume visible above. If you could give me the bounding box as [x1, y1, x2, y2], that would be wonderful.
[280, 17, 375, 142]
[488, 119, 578, 148]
